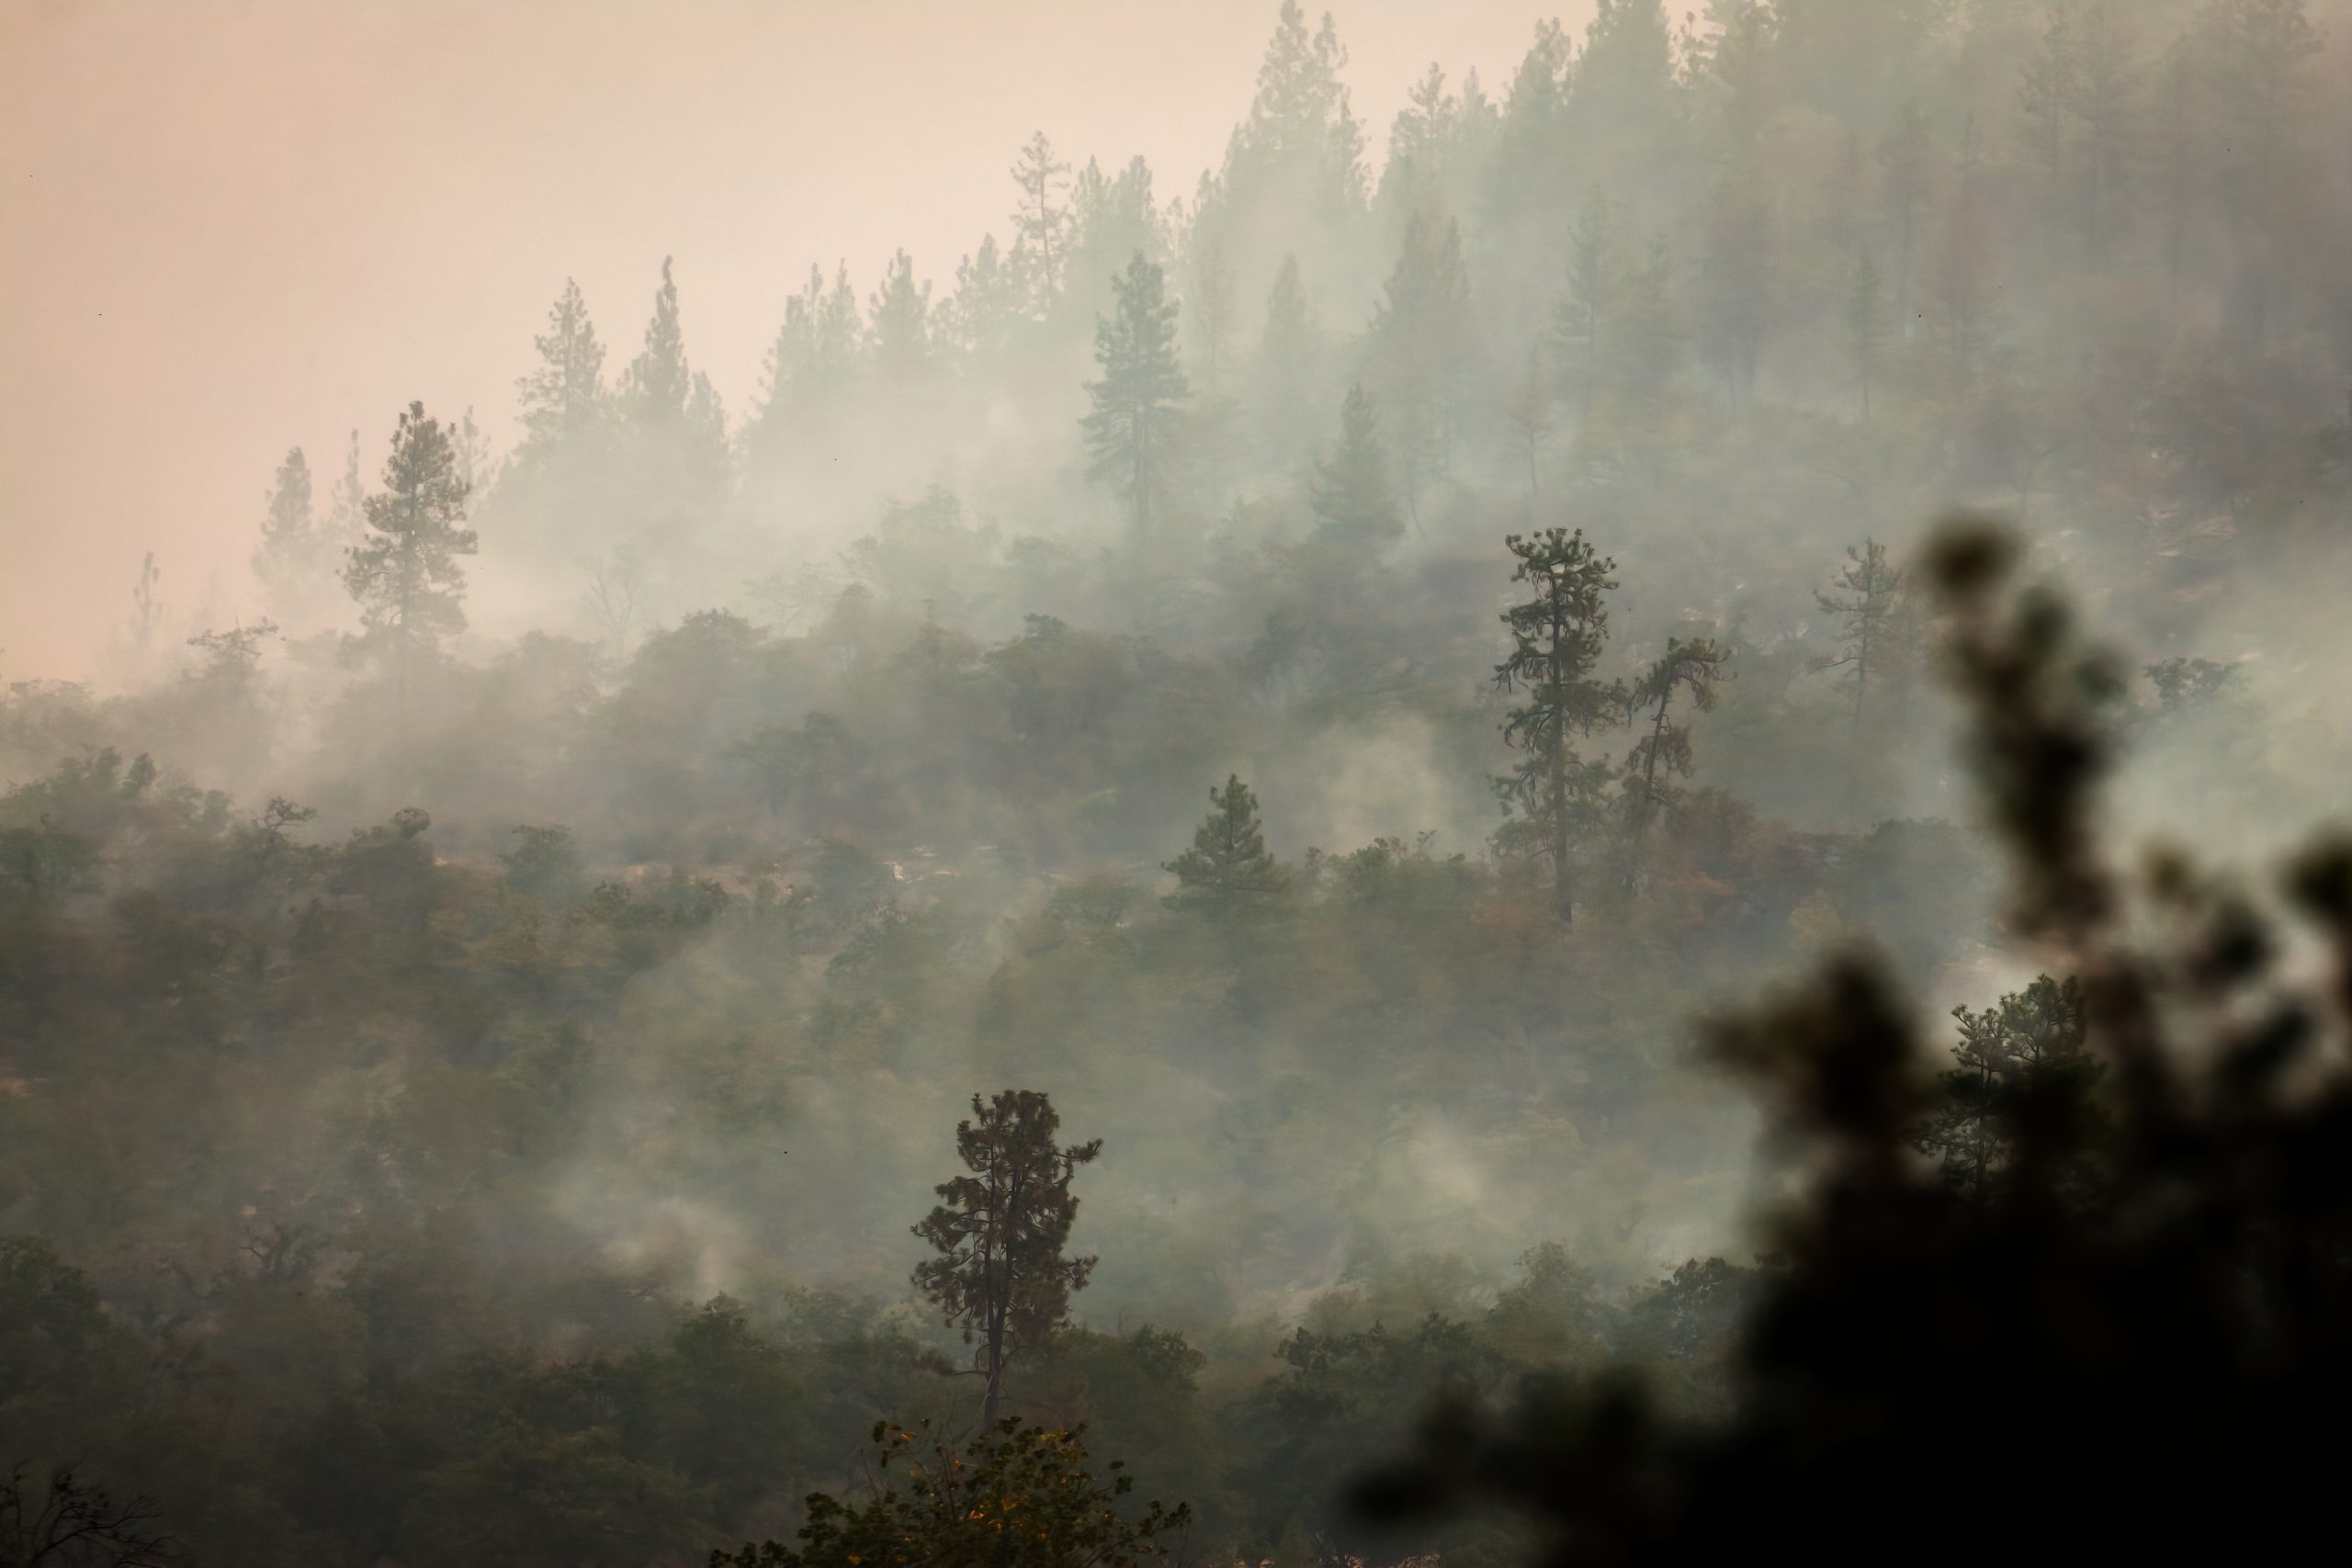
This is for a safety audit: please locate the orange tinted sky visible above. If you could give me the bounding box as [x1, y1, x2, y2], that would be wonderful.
[0, 0, 1575, 682]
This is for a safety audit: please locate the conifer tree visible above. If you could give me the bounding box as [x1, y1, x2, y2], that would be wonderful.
[1624, 635, 1731, 882]
[343, 401, 478, 687]
[1878, 102, 1932, 338]
[1165, 774, 1286, 913]
[867, 250, 934, 382]
[251, 447, 320, 610]
[1501, 345, 1554, 502]
[1369, 209, 1475, 514]
[1081, 254, 1188, 532]
[328, 428, 366, 548]
[619, 256, 691, 426]
[1814, 538, 1905, 738]
[1846, 247, 1884, 423]
[912, 1090, 1102, 1427]
[1009, 131, 1072, 307]
[1555, 192, 1614, 417]
[515, 277, 606, 460]
[1256, 254, 1319, 457]
[1494, 528, 1623, 925]
[1309, 383, 1402, 547]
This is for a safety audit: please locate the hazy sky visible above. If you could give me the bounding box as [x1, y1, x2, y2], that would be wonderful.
[0, 0, 1577, 682]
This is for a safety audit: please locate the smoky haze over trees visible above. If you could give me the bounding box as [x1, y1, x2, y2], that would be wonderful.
[2, 3, 2349, 1565]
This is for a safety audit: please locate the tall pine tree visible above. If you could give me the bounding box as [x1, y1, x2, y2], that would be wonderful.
[1081, 254, 1188, 532]
[343, 401, 478, 688]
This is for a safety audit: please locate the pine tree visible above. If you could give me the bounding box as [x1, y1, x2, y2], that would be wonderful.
[911, 1090, 1102, 1427]
[1555, 191, 1614, 417]
[328, 429, 366, 548]
[1009, 130, 1072, 308]
[343, 401, 478, 686]
[130, 551, 163, 656]
[1081, 254, 1188, 532]
[1877, 102, 1932, 339]
[252, 447, 319, 609]
[1494, 528, 1623, 925]
[1370, 209, 1475, 516]
[515, 277, 606, 460]
[1814, 538, 1905, 739]
[747, 262, 861, 467]
[1310, 383, 1402, 546]
[868, 250, 934, 382]
[1624, 636, 1731, 883]
[619, 256, 691, 426]
[1256, 254, 1319, 459]
[1501, 345, 1554, 502]
[1164, 774, 1287, 913]
[1846, 247, 1884, 423]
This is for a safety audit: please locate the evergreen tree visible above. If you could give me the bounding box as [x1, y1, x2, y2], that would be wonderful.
[911, 1090, 1102, 1427]
[251, 447, 320, 610]
[1813, 538, 1905, 739]
[1914, 975, 2099, 1203]
[1624, 635, 1731, 884]
[620, 256, 692, 426]
[1164, 774, 1286, 913]
[2018, 1, 2140, 267]
[1309, 383, 1402, 547]
[1555, 191, 1614, 418]
[129, 551, 163, 656]
[1256, 254, 1318, 459]
[1846, 247, 1884, 422]
[328, 428, 366, 548]
[343, 401, 478, 685]
[1501, 346, 1554, 503]
[1369, 209, 1475, 515]
[1494, 528, 1623, 924]
[1081, 254, 1188, 532]
[867, 250, 934, 382]
[514, 277, 606, 460]
[747, 263, 860, 468]
[1009, 130, 1072, 309]
[1877, 102, 1932, 339]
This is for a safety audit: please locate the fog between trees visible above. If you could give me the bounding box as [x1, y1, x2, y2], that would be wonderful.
[2, 2, 2348, 1564]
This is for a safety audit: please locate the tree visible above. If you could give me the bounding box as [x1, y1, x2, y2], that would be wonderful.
[0, 1465, 178, 1568]
[1357, 521, 2352, 1566]
[1813, 539, 1905, 739]
[1256, 254, 1318, 459]
[1625, 636, 1731, 833]
[129, 551, 163, 656]
[1877, 101, 1931, 339]
[1369, 209, 1475, 515]
[1555, 191, 1614, 417]
[619, 256, 691, 426]
[515, 276, 606, 460]
[186, 620, 279, 696]
[2018, 2, 2140, 267]
[343, 401, 478, 688]
[1914, 974, 2099, 1203]
[252, 448, 321, 611]
[867, 249, 934, 382]
[912, 1090, 1103, 1427]
[1500, 346, 1554, 502]
[1010, 131, 1073, 308]
[1310, 383, 1403, 547]
[1845, 248, 1884, 423]
[1081, 255, 1188, 533]
[1494, 528, 1623, 925]
[711, 1419, 1188, 1568]
[1165, 774, 1287, 914]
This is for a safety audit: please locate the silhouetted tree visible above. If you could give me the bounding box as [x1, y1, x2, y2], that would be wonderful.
[1081, 255, 1188, 533]
[1495, 528, 1623, 924]
[912, 1090, 1102, 1427]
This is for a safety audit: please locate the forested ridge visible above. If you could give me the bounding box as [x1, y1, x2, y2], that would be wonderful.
[3, 2, 2347, 1565]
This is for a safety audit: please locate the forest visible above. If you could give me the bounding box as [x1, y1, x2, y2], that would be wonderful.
[3, 2, 2349, 1564]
